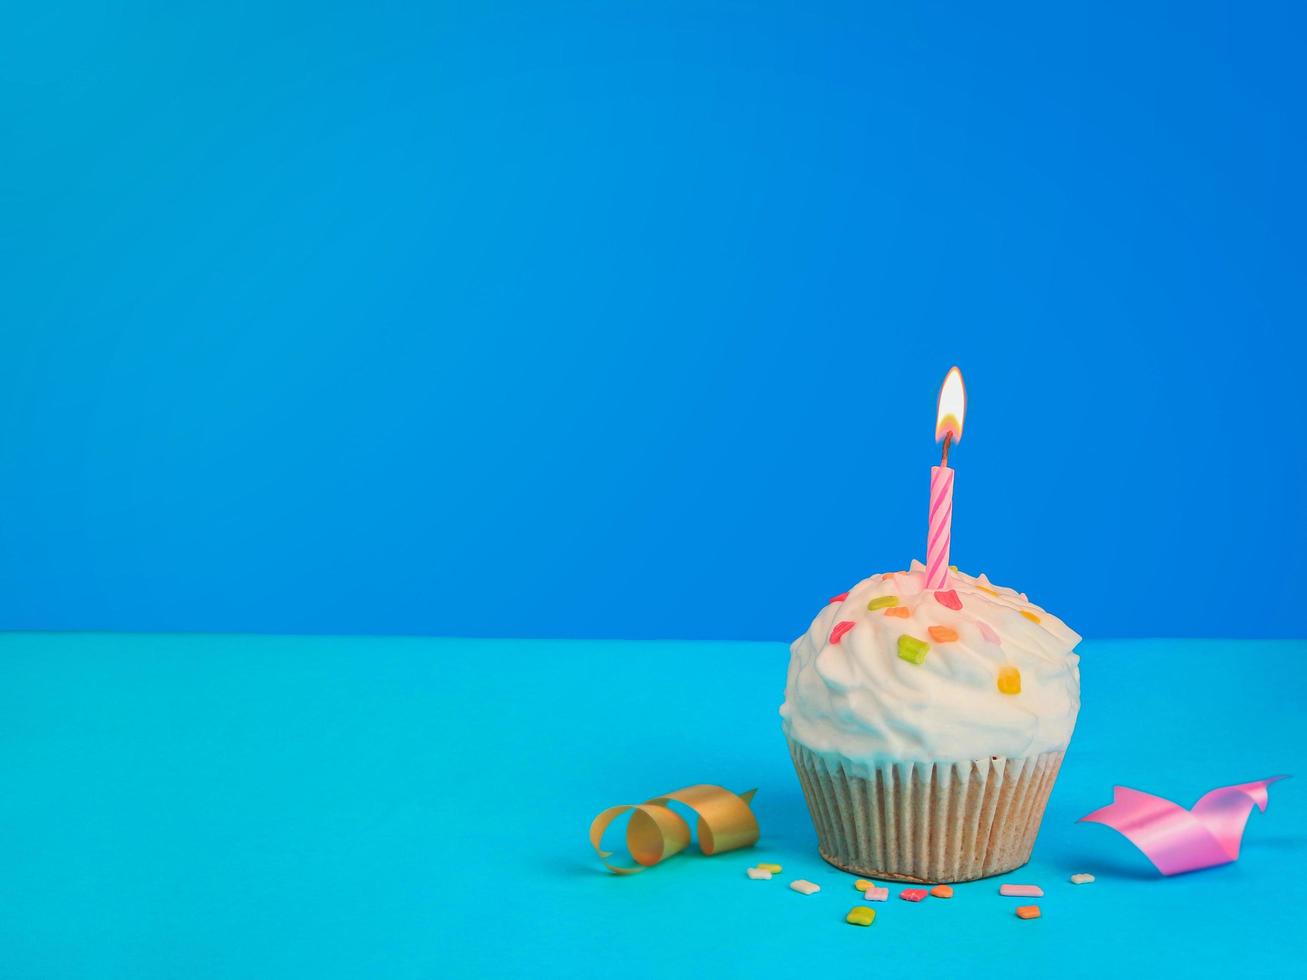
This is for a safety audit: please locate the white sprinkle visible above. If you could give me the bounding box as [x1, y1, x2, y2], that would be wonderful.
[999, 883, 1044, 897]
[1070, 873, 1095, 885]
[746, 867, 773, 880]
[862, 886, 889, 902]
[789, 879, 821, 895]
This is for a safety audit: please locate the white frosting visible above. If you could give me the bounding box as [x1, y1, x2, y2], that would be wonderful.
[780, 562, 1081, 773]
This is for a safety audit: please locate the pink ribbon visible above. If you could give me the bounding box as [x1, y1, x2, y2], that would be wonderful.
[1079, 776, 1288, 875]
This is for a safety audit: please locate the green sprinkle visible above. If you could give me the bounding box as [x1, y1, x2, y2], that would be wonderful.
[897, 634, 930, 665]
[867, 595, 899, 611]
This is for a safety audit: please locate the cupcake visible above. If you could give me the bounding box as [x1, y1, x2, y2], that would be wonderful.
[780, 560, 1081, 883]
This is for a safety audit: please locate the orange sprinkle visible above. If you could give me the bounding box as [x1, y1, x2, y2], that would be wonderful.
[977, 585, 999, 597]
[1020, 610, 1041, 624]
[884, 606, 910, 618]
[881, 573, 895, 581]
[928, 626, 959, 643]
[1015, 905, 1041, 920]
[997, 666, 1021, 695]
[929, 884, 953, 898]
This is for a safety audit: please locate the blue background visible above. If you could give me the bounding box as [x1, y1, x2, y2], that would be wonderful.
[3, 1, 1305, 641]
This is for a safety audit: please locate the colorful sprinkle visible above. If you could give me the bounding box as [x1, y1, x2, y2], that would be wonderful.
[881, 573, 895, 581]
[900, 888, 928, 902]
[828, 592, 848, 604]
[862, 886, 889, 902]
[846, 906, 876, 926]
[1020, 610, 1041, 624]
[755, 863, 782, 873]
[977, 585, 999, 597]
[897, 634, 930, 665]
[829, 621, 856, 645]
[1015, 905, 1041, 920]
[790, 879, 820, 895]
[934, 589, 962, 610]
[997, 666, 1022, 695]
[746, 867, 773, 880]
[929, 884, 953, 898]
[884, 606, 910, 618]
[854, 879, 873, 891]
[867, 595, 899, 611]
[999, 884, 1044, 897]
[928, 625, 959, 643]
[1070, 873, 1095, 885]
[949, 564, 958, 572]
[978, 621, 1001, 644]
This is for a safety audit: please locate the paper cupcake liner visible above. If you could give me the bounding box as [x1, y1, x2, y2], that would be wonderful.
[787, 738, 1065, 883]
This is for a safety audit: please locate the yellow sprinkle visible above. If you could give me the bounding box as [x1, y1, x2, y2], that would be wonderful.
[854, 879, 873, 891]
[998, 666, 1021, 694]
[898, 634, 929, 665]
[867, 595, 898, 611]
[977, 585, 999, 597]
[1020, 610, 1041, 623]
[845, 906, 876, 926]
[755, 863, 782, 873]
[948, 564, 958, 572]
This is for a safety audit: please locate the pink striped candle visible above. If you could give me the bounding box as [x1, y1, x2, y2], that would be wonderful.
[925, 463, 954, 589]
[926, 367, 966, 590]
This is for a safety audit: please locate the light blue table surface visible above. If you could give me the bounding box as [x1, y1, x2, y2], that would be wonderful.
[2, 634, 1303, 979]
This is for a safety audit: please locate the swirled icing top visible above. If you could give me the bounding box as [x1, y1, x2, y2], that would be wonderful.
[780, 561, 1081, 771]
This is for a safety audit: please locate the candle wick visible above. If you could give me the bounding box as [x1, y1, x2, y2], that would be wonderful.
[941, 432, 952, 468]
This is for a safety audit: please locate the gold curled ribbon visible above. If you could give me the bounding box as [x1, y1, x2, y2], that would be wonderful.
[589, 784, 759, 874]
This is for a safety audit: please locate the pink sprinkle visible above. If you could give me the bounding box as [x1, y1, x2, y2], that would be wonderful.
[978, 621, 1001, 644]
[999, 883, 1044, 897]
[828, 592, 848, 604]
[934, 589, 962, 610]
[829, 620, 856, 645]
[900, 888, 928, 902]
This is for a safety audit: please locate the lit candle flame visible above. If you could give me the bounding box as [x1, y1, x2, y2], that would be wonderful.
[935, 367, 966, 445]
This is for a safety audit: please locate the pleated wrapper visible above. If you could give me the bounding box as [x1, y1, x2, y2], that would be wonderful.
[788, 738, 1065, 883]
